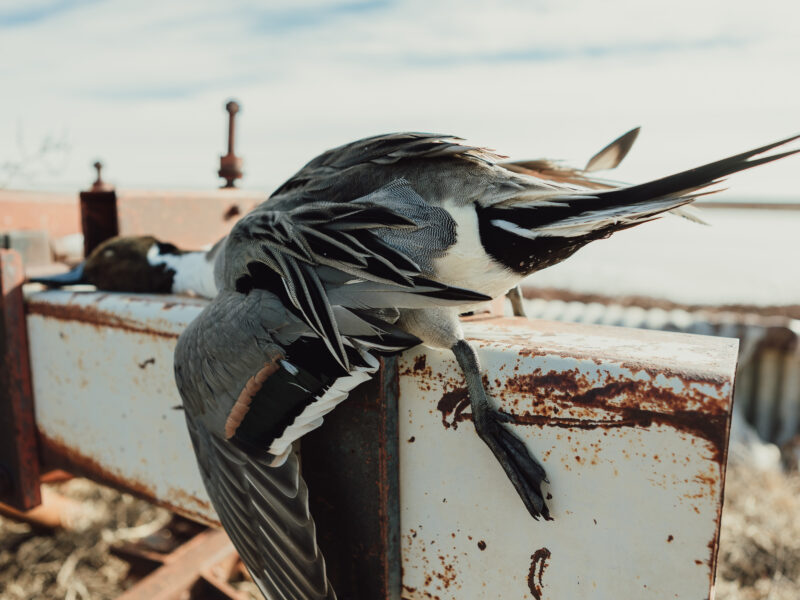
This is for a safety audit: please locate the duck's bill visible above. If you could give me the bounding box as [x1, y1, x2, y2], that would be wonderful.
[28, 262, 86, 287]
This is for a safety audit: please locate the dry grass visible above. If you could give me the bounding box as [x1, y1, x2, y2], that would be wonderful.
[2, 463, 799, 599]
[0, 478, 171, 600]
[716, 462, 800, 600]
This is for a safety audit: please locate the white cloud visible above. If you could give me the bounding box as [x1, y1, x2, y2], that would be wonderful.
[1, 0, 798, 197]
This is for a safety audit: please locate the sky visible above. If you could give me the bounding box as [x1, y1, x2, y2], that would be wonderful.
[0, 0, 798, 198]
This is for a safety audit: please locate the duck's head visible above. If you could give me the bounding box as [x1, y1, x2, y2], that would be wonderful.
[29, 235, 186, 293]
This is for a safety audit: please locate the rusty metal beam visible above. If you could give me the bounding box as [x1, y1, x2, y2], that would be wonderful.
[0, 486, 81, 529]
[115, 528, 247, 600]
[303, 356, 402, 600]
[23, 290, 736, 599]
[0, 249, 41, 510]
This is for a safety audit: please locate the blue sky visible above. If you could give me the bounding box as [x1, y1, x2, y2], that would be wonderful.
[0, 0, 798, 197]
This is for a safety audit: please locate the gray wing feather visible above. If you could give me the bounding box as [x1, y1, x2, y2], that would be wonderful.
[224, 180, 489, 369]
[271, 132, 503, 197]
[175, 292, 335, 600]
[186, 418, 334, 600]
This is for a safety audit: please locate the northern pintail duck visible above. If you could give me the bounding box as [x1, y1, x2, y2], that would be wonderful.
[29, 234, 221, 298]
[175, 131, 797, 600]
[33, 131, 800, 600]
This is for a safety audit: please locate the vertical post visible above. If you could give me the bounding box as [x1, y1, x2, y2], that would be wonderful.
[79, 160, 118, 257]
[0, 249, 41, 510]
[218, 100, 243, 188]
[302, 357, 401, 599]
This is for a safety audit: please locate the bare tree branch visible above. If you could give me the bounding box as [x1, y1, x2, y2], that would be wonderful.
[1, 122, 71, 189]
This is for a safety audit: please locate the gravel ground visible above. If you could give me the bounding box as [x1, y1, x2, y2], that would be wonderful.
[1, 462, 798, 599]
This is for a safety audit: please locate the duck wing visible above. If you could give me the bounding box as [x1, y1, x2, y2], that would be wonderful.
[269, 131, 504, 201]
[176, 181, 494, 599]
[225, 179, 489, 370]
[176, 289, 341, 600]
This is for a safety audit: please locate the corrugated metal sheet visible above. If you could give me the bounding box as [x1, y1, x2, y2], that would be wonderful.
[522, 298, 800, 445]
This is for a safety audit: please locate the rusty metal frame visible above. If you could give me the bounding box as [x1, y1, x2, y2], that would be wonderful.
[116, 528, 248, 600]
[22, 290, 737, 599]
[0, 249, 41, 510]
[303, 356, 402, 600]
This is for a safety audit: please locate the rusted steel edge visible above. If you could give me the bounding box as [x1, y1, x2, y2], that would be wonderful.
[0, 250, 41, 510]
[38, 431, 219, 528]
[25, 298, 181, 340]
[708, 354, 738, 595]
[380, 355, 402, 600]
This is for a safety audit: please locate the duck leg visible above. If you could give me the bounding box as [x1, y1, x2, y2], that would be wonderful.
[506, 285, 527, 318]
[450, 339, 550, 520]
[398, 308, 551, 520]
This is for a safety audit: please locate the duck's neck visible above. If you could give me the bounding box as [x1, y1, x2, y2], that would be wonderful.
[147, 247, 218, 298]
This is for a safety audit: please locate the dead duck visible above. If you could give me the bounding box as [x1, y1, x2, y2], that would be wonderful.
[171, 131, 796, 599]
[29, 128, 643, 307]
[30, 131, 800, 599]
[29, 234, 220, 298]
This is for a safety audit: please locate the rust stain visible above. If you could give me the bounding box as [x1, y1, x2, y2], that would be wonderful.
[38, 431, 219, 527]
[499, 370, 730, 464]
[528, 547, 551, 600]
[413, 354, 427, 373]
[38, 430, 158, 498]
[26, 299, 179, 339]
[166, 486, 212, 512]
[477, 540, 486, 551]
[436, 375, 728, 464]
[402, 584, 441, 600]
[436, 388, 470, 430]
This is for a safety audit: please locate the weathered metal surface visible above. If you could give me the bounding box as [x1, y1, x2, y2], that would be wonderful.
[397, 318, 736, 600]
[25, 290, 216, 524]
[0, 250, 41, 510]
[303, 356, 402, 600]
[24, 291, 737, 599]
[521, 296, 800, 446]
